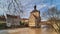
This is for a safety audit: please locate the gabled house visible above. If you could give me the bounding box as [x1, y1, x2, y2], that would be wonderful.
[6, 14, 20, 27]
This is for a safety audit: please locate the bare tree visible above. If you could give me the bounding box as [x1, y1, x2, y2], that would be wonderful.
[8, 0, 24, 16]
[42, 6, 60, 33]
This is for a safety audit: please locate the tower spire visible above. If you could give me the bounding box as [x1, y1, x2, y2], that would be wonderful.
[34, 5, 36, 10]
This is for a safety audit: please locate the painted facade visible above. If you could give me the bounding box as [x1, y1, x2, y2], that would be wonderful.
[29, 5, 41, 27]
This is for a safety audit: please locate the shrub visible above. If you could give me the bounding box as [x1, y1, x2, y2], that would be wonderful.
[0, 23, 6, 29]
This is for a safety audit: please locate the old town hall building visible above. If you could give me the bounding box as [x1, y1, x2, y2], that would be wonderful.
[29, 5, 41, 27]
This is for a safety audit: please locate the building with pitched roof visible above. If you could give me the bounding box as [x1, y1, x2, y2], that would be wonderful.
[29, 5, 41, 27]
[6, 14, 20, 27]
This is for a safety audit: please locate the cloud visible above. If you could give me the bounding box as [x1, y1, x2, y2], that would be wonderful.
[37, 4, 47, 10]
[20, 0, 34, 6]
[48, 5, 56, 9]
[0, 8, 4, 15]
[0, 0, 60, 19]
[19, 0, 48, 18]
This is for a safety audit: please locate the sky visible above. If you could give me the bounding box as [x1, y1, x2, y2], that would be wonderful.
[0, 0, 60, 21]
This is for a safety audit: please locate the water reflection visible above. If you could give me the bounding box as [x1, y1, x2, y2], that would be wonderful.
[29, 28, 57, 34]
[0, 27, 57, 34]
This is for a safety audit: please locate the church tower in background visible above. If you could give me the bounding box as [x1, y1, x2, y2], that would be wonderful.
[29, 5, 41, 27]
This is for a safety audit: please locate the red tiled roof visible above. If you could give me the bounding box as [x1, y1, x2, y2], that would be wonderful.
[21, 18, 28, 20]
[6, 14, 19, 18]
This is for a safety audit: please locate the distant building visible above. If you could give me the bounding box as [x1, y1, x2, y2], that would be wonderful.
[0, 15, 6, 23]
[0, 15, 6, 21]
[6, 14, 20, 27]
[20, 18, 29, 25]
[29, 5, 41, 27]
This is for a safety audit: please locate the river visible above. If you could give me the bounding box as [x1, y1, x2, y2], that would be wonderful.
[0, 27, 57, 34]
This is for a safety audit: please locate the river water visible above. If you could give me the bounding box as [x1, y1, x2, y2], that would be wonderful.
[0, 27, 57, 34]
